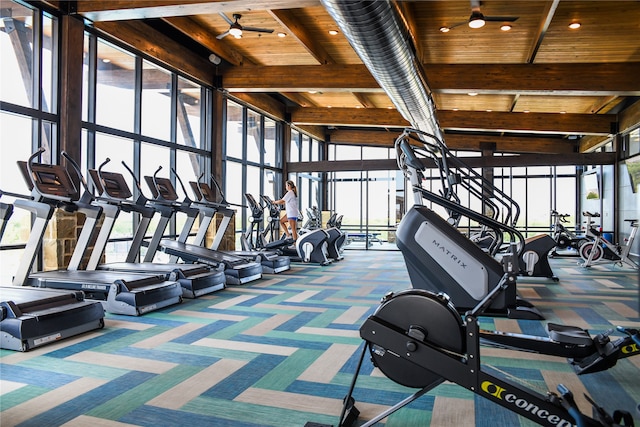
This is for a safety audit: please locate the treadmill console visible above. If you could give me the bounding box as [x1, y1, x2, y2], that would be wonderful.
[144, 176, 179, 201]
[88, 169, 133, 200]
[17, 161, 78, 199]
[190, 181, 217, 203]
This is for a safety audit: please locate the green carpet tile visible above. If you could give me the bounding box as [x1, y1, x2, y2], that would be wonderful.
[1, 250, 638, 427]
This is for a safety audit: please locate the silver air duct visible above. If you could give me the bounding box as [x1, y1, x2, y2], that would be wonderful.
[320, 0, 444, 142]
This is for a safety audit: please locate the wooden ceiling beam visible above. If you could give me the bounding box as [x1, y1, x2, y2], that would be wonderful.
[162, 16, 246, 66]
[221, 63, 640, 95]
[222, 64, 379, 92]
[229, 93, 286, 122]
[438, 110, 616, 136]
[287, 152, 617, 173]
[93, 20, 214, 86]
[291, 107, 409, 128]
[293, 108, 616, 136]
[76, 0, 319, 22]
[268, 9, 334, 65]
[618, 99, 640, 135]
[328, 129, 576, 154]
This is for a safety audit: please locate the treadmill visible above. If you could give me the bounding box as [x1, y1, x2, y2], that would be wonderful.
[13, 150, 183, 316]
[190, 177, 291, 274]
[0, 193, 105, 351]
[143, 167, 263, 285]
[84, 159, 226, 298]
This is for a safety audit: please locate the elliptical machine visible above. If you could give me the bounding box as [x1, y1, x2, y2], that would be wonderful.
[258, 194, 332, 266]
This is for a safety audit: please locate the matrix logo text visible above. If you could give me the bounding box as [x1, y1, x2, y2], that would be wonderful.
[431, 239, 467, 269]
[481, 381, 573, 426]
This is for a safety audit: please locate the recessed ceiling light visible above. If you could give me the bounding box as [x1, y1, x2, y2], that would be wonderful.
[523, 110, 530, 113]
[308, 90, 317, 94]
[439, 27, 450, 33]
[468, 92, 478, 96]
[569, 22, 581, 29]
[560, 111, 566, 114]
[328, 30, 339, 35]
[486, 109, 492, 112]
[277, 32, 286, 38]
[452, 108, 459, 111]
[500, 24, 512, 31]
[102, 58, 111, 63]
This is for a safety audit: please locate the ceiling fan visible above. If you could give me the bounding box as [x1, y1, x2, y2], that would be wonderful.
[216, 13, 274, 39]
[440, 0, 519, 32]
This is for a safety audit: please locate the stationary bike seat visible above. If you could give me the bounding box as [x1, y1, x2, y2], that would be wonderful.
[546, 323, 593, 346]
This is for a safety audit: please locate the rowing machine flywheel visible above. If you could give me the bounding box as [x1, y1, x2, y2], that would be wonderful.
[366, 289, 465, 388]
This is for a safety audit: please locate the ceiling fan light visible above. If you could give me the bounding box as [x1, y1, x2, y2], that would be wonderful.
[468, 11, 485, 28]
[229, 27, 242, 37]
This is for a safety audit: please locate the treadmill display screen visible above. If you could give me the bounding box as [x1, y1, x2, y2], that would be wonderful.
[89, 169, 132, 199]
[144, 176, 178, 201]
[17, 161, 78, 198]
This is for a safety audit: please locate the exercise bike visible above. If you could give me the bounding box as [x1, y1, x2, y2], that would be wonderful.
[551, 210, 588, 256]
[335, 252, 640, 427]
[579, 212, 639, 269]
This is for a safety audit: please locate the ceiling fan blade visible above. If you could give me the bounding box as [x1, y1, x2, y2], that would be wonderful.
[216, 31, 230, 40]
[242, 26, 274, 34]
[484, 16, 519, 22]
[219, 12, 234, 25]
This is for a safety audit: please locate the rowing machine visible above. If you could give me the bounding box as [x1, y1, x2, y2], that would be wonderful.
[338, 254, 637, 426]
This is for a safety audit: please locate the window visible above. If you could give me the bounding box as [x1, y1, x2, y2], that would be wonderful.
[224, 100, 284, 247]
[81, 31, 213, 261]
[1, 1, 59, 283]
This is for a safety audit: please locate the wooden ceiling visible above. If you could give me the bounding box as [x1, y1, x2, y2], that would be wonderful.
[58, 1, 640, 155]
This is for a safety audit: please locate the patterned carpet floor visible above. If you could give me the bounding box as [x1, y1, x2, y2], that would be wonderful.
[1, 250, 639, 427]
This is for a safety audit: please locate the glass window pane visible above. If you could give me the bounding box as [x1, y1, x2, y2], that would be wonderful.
[311, 139, 319, 162]
[246, 109, 261, 162]
[96, 39, 135, 131]
[290, 129, 300, 162]
[301, 134, 310, 162]
[264, 118, 277, 167]
[226, 101, 243, 159]
[82, 33, 91, 122]
[41, 13, 56, 113]
[1, 2, 35, 107]
[176, 150, 201, 192]
[141, 60, 172, 140]
[177, 76, 202, 149]
[1, 112, 35, 194]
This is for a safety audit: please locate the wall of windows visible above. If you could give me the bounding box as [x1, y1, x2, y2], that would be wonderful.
[327, 144, 398, 249]
[224, 100, 284, 247]
[0, 0, 215, 285]
[0, 1, 58, 283]
[289, 129, 323, 223]
[81, 33, 213, 262]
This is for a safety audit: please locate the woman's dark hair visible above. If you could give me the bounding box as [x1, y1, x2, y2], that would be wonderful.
[286, 180, 297, 197]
